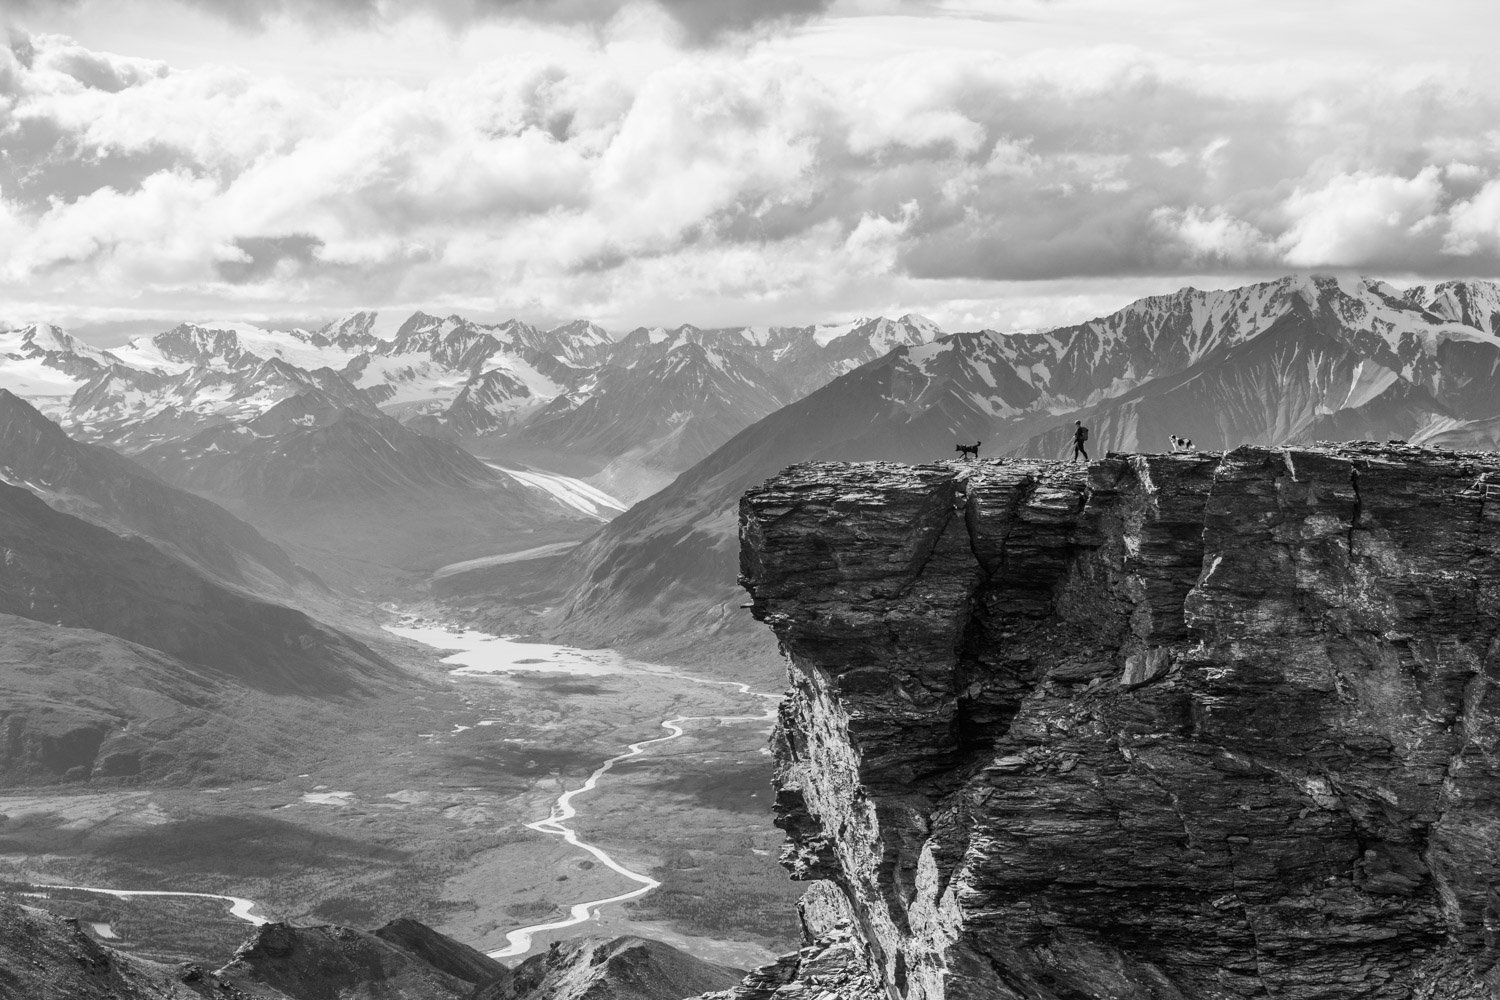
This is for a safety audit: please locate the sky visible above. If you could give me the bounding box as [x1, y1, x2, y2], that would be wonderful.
[3, 0, 1500, 344]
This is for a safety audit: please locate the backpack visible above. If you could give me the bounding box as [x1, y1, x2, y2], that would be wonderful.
[1077, 426, 1089, 443]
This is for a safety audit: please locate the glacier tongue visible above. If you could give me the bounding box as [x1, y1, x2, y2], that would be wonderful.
[486, 462, 627, 521]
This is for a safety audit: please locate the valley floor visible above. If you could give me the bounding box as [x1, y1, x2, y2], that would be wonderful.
[0, 618, 801, 973]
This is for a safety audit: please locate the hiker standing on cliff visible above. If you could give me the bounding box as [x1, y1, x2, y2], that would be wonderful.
[1072, 420, 1090, 462]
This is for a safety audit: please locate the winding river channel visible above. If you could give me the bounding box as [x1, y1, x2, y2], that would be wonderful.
[28, 624, 776, 964]
[391, 623, 779, 961]
[486, 684, 778, 959]
[24, 886, 268, 925]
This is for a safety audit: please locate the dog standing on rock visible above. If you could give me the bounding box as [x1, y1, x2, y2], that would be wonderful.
[956, 441, 980, 460]
[1170, 435, 1195, 453]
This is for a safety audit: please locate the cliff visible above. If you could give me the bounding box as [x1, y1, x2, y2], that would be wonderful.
[738, 445, 1500, 1000]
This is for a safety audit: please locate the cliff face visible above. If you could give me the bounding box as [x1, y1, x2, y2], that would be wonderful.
[739, 446, 1500, 1000]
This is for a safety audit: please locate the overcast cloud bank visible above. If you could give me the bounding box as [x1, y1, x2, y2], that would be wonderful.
[3, 1, 1499, 335]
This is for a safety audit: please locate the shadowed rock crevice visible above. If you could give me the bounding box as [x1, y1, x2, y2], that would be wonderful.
[738, 444, 1500, 1000]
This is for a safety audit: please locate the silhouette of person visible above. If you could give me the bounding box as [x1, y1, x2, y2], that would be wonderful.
[1072, 420, 1089, 463]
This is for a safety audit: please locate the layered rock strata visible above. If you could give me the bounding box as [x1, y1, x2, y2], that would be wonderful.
[738, 446, 1500, 1000]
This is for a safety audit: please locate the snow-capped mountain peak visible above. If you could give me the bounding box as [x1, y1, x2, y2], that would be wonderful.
[0, 323, 123, 416]
[3, 306, 947, 470]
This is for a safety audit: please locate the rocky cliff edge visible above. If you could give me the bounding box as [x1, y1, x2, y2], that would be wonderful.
[738, 445, 1500, 1000]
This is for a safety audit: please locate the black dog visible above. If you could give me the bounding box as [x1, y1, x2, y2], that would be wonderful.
[956, 441, 981, 460]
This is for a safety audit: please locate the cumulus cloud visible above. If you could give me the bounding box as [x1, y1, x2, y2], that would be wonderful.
[1444, 179, 1500, 257]
[1150, 206, 1269, 266]
[216, 234, 325, 284]
[5, 0, 837, 43]
[4, 23, 1500, 329]
[1277, 168, 1447, 268]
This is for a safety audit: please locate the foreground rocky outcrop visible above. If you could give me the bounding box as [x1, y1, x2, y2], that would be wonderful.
[482, 935, 743, 1000]
[738, 445, 1500, 999]
[0, 898, 200, 1000]
[0, 903, 514, 999]
[216, 919, 511, 998]
[0, 896, 749, 1000]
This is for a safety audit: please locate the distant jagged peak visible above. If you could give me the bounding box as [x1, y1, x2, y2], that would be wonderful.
[382, 311, 541, 367]
[0, 321, 118, 363]
[835, 313, 945, 350]
[334, 310, 564, 353]
[314, 309, 392, 349]
[1033, 273, 1498, 369]
[874, 273, 1500, 433]
[528, 319, 614, 369]
[393, 310, 447, 339]
[654, 338, 745, 376]
[153, 320, 251, 360]
[546, 318, 612, 340]
[109, 322, 245, 374]
[1402, 277, 1500, 334]
[487, 316, 540, 336]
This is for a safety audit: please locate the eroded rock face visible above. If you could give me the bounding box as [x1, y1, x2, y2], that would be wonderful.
[480, 934, 744, 1000]
[739, 446, 1500, 1000]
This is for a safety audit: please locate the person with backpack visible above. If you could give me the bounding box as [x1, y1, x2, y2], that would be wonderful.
[1072, 420, 1089, 462]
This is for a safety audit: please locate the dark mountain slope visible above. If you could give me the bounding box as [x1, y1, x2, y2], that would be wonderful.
[523, 342, 788, 471]
[139, 395, 503, 502]
[0, 613, 393, 785]
[137, 395, 597, 579]
[0, 902, 517, 1000]
[374, 917, 511, 986]
[217, 920, 510, 999]
[0, 480, 388, 694]
[0, 899, 200, 1000]
[0, 390, 303, 591]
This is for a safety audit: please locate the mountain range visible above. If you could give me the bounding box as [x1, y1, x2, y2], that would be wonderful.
[443, 275, 1500, 672]
[12, 278, 1500, 658]
[4, 311, 943, 498]
[0, 310, 946, 583]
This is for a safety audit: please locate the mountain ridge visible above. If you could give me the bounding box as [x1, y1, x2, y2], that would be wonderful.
[442, 275, 1500, 673]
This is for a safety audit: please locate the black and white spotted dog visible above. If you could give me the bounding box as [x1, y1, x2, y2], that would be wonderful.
[1170, 435, 1195, 453]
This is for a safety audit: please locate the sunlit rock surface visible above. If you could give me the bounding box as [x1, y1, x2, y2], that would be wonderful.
[738, 446, 1500, 1000]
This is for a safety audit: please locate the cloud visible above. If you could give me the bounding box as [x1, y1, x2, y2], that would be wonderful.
[33, 35, 168, 91]
[5, 0, 838, 43]
[1276, 168, 1447, 268]
[5, 28, 1500, 330]
[1444, 178, 1500, 257]
[1150, 206, 1269, 267]
[216, 234, 325, 284]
